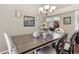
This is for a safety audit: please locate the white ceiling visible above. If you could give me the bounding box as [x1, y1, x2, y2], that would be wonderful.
[3, 4, 73, 10]
[40, 4, 73, 10]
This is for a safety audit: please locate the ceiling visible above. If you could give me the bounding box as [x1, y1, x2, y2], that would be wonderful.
[40, 4, 73, 10]
[3, 4, 73, 10]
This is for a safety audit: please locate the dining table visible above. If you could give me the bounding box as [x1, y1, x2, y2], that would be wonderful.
[12, 33, 61, 54]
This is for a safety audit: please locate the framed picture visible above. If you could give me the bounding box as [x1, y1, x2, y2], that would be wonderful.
[24, 16, 35, 27]
[15, 10, 22, 18]
[63, 17, 71, 25]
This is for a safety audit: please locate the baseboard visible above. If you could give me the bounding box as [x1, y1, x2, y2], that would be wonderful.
[0, 50, 8, 54]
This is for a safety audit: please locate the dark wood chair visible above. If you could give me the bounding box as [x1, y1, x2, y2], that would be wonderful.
[70, 32, 76, 54]
[72, 31, 79, 54]
[37, 33, 68, 54]
[55, 33, 68, 54]
[63, 32, 77, 54]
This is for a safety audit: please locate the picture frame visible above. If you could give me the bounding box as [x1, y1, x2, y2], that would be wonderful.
[63, 17, 71, 25]
[24, 16, 35, 27]
[15, 10, 22, 18]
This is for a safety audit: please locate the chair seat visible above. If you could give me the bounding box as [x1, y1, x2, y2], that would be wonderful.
[37, 46, 56, 54]
[64, 43, 70, 51]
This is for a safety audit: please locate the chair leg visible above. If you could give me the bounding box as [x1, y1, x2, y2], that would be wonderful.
[33, 50, 37, 54]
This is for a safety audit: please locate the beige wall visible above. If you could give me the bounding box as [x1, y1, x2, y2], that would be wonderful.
[58, 11, 75, 41]
[0, 4, 44, 52]
[45, 11, 75, 42]
[0, 4, 76, 53]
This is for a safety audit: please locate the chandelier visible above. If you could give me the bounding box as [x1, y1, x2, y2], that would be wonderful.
[39, 5, 56, 16]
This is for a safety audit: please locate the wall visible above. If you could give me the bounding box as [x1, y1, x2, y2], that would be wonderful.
[58, 11, 75, 41]
[45, 11, 75, 42]
[47, 5, 79, 42]
[74, 11, 79, 31]
[0, 4, 44, 53]
[0, 4, 78, 53]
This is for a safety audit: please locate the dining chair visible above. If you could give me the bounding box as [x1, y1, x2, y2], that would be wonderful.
[37, 33, 68, 54]
[55, 33, 68, 54]
[63, 32, 76, 54]
[4, 32, 17, 54]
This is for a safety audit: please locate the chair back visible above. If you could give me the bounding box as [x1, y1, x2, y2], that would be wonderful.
[70, 32, 77, 54]
[4, 32, 17, 54]
[55, 33, 68, 54]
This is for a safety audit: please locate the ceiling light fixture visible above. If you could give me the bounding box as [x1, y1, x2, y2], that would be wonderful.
[39, 5, 56, 16]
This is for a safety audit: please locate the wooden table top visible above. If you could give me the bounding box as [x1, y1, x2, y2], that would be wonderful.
[12, 34, 60, 54]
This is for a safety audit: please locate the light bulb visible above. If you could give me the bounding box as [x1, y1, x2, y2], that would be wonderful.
[39, 7, 43, 12]
[50, 6, 56, 11]
[44, 5, 49, 10]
